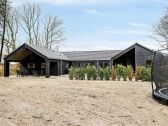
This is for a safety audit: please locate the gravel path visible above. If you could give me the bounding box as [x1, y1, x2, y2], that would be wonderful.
[0, 77, 168, 126]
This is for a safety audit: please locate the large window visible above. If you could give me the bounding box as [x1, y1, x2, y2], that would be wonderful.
[100, 62, 109, 68]
[28, 63, 35, 69]
[41, 63, 45, 69]
[146, 60, 152, 68]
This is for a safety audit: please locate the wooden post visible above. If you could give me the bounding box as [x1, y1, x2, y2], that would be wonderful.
[4, 60, 9, 77]
[97, 60, 99, 71]
[45, 60, 50, 78]
[111, 59, 113, 68]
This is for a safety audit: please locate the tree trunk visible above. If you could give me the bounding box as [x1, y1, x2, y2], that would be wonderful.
[0, 0, 7, 63]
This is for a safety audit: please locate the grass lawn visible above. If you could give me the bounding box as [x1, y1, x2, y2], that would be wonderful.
[0, 76, 168, 126]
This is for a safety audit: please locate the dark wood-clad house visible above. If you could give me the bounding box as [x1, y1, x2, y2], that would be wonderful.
[4, 43, 154, 78]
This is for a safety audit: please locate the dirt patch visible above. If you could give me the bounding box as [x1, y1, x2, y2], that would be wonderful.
[0, 77, 168, 126]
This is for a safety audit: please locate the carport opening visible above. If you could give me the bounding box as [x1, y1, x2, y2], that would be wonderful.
[9, 62, 20, 75]
[113, 48, 135, 69]
[4, 46, 46, 77]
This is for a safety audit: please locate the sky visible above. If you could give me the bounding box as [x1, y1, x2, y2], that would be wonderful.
[12, 0, 168, 51]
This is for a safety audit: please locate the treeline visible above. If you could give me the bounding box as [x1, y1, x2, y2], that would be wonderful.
[69, 64, 151, 82]
[0, 0, 64, 62]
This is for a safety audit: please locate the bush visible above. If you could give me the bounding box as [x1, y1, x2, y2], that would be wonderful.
[98, 67, 104, 80]
[146, 68, 151, 82]
[92, 66, 97, 80]
[111, 66, 117, 81]
[135, 65, 142, 81]
[74, 67, 80, 80]
[69, 67, 74, 80]
[104, 67, 111, 80]
[78, 67, 86, 80]
[86, 65, 96, 80]
[141, 67, 151, 82]
[141, 66, 147, 81]
[116, 64, 123, 81]
[122, 66, 128, 81]
[127, 65, 134, 81]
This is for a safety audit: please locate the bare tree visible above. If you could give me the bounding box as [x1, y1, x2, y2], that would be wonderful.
[4, 8, 19, 54]
[42, 15, 64, 50]
[0, 0, 8, 62]
[151, 8, 168, 50]
[19, 3, 40, 45]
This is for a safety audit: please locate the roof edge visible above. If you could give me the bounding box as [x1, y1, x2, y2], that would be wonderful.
[4, 43, 48, 60]
[134, 42, 154, 53]
[4, 43, 26, 60]
[112, 43, 154, 60]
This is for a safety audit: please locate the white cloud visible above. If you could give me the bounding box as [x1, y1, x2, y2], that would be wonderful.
[128, 22, 149, 28]
[97, 29, 150, 35]
[12, 0, 136, 6]
[84, 9, 100, 14]
[12, 0, 100, 6]
[60, 27, 159, 51]
[153, 0, 168, 4]
[44, 0, 97, 5]
[61, 39, 159, 51]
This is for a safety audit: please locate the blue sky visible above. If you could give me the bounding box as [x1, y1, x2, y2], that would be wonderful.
[12, 0, 168, 51]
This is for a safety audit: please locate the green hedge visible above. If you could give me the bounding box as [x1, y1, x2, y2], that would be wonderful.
[111, 66, 117, 81]
[69, 67, 74, 80]
[104, 67, 111, 80]
[141, 67, 151, 82]
[127, 65, 134, 81]
[116, 64, 128, 81]
[86, 65, 97, 80]
[98, 67, 104, 80]
[69, 64, 151, 82]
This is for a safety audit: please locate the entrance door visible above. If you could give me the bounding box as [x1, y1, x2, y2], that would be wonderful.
[50, 62, 58, 76]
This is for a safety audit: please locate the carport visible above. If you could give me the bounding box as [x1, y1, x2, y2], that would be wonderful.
[112, 45, 136, 69]
[3, 43, 66, 78]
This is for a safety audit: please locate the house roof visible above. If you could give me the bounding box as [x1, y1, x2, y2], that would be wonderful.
[4, 43, 69, 61]
[25, 43, 69, 60]
[4, 42, 154, 61]
[62, 50, 122, 61]
[112, 43, 154, 60]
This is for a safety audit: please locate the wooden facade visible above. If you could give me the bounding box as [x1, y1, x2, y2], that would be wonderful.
[3, 43, 154, 78]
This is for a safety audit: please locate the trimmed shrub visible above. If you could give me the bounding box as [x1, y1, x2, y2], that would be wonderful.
[92, 66, 97, 80]
[116, 64, 123, 81]
[111, 66, 117, 81]
[69, 67, 74, 80]
[74, 67, 80, 80]
[104, 67, 111, 80]
[141, 66, 147, 81]
[127, 65, 134, 81]
[146, 68, 151, 82]
[86, 65, 97, 80]
[122, 66, 128, 81]
[135, 65, 142, 81]
[78, 67, 86, 80]
[98, 67, 104, 80]
[141, 67, 151, 82]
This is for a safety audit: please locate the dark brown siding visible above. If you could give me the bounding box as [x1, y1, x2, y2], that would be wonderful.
[135, 45, 153, 66]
